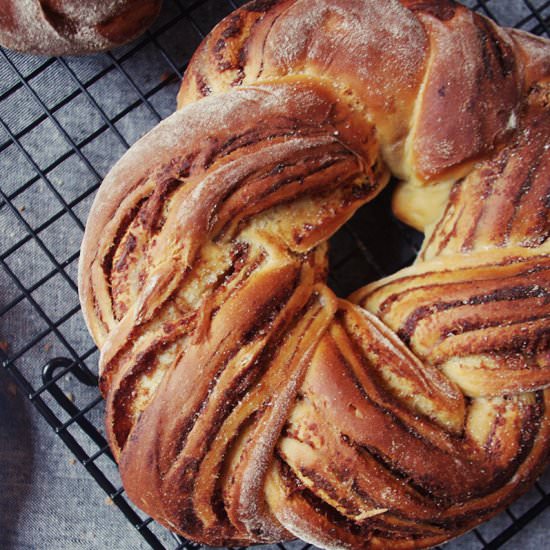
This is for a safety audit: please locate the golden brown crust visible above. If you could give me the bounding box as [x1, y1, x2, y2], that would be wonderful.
[178, 0, 428, 178]
[79, 1, 550, 548]
[409, 4, 521, 180]
[0, 0, 162, 55]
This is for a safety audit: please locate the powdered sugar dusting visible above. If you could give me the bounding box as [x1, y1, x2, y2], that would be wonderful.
[509, 28, 550, 82]
[510, 28, 550, 65]
[116, 83, 326, 164]
[264, 0, 426, 98]
[0, 0, 159, 55]
[45, 0, 132, 23]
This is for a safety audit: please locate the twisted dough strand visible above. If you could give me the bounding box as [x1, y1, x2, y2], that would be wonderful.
[79, 1, 550, 548]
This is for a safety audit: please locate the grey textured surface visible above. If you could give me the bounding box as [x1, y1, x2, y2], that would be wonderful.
[0, 1, 549, 549]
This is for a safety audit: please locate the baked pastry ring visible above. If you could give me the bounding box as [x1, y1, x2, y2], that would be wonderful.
[79, 1, 550, 548]
[0, 0, 162, 55]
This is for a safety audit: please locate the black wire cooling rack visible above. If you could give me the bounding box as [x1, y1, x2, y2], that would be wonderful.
[0, 1, 549, 549]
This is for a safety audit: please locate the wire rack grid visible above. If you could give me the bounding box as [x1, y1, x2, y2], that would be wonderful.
[0, 1, 549, 549]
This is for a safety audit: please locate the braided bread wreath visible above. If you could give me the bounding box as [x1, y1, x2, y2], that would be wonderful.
[79, 0, 550, 548]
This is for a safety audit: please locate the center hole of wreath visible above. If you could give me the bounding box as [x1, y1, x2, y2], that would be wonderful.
[327, 180, 424, 298]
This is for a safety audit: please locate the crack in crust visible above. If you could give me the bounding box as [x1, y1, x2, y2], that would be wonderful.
[79, 1, 550, 548]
